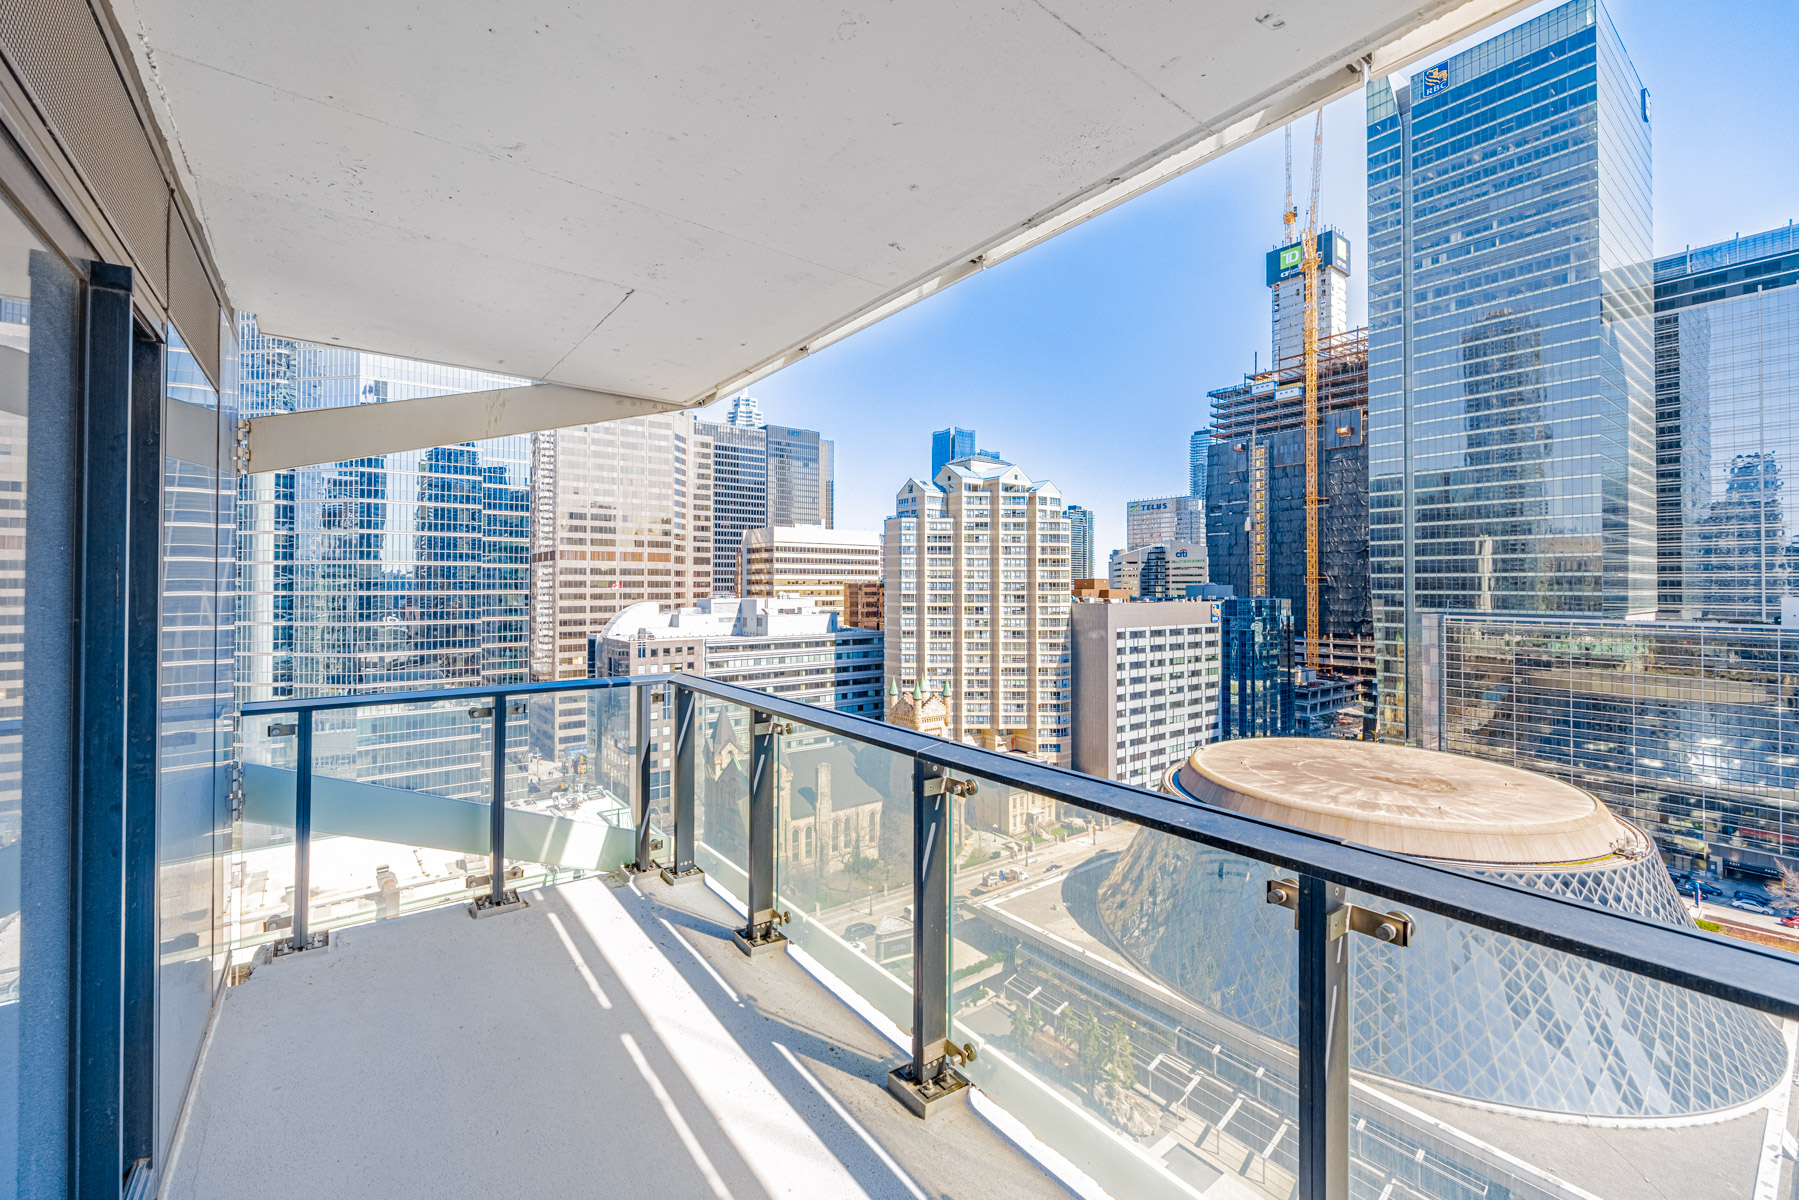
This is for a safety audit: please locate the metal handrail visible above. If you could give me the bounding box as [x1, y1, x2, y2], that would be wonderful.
[240, 674, 635, 716]
[242, 669, 1799, 1021]
[668, 672, 1799, 1021]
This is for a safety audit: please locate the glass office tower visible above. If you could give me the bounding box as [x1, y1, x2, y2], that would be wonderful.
[1065, 504, 1095, 579]
[1367, 0, 1654, 739]
[1654, 224, 1799, 620]
[1218, 597, 1295, 739]
[235, 316, 532, 798]
[766, 425, 834, 527]
[703, 420, 768, 594]
[930, 426, 975, 479]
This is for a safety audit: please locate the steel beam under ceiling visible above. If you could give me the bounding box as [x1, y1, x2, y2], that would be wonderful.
[239, 383, 686, 473]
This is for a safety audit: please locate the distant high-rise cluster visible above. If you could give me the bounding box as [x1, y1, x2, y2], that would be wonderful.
[236, 314, 533, 701]
[697, 397, 835, 593]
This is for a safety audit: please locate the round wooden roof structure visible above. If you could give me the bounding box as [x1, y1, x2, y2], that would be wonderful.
[1173, 739, 1636, 866]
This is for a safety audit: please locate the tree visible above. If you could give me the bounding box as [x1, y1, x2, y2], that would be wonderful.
[1105, 1018, 1136, 1088]
[1012, 999, 1040, 1043]
[1772, 862, 1799, 918]
[1061, 1006, 1088, 1053]
[1079, 1014, 1106, 1081]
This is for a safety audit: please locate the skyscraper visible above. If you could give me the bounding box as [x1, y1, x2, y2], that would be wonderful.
[1269, 229, 1351, 368]
[1367, 0, 1654, 738]
[1653, 223, 1799, 621]
[528, 415, 715, 680]
[1189, 430, 1209, 500]
[697, 403, 836, 590]
[1125, 495, 1204, 549]
[885, 458, 1072, 763]
[930, 427, 975, 480]
[1204, 329, 1370, 678]
[528, 414, 715, 764]
[767, 425, 834, 527]
[705, 420, 767, 594]
[1065, 504, 1095, 579]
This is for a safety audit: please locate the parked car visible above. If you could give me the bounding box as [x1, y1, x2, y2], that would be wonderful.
[843, 921, 876, 941]
[1692, 881, 1725, 898]
[1733, 889, 1767, 903]
[1730, 898, 1776, 915]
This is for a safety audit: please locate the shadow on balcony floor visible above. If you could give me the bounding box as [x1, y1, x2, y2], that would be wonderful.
[161, 873, 1073, 1200]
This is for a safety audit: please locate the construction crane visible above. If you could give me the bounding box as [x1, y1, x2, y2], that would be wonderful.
[1302, 110, 1323, 672]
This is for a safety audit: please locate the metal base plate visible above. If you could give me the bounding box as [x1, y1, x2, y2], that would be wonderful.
[659, 865, 706, 888]
[730, 927, 788, 958]
[886, 1063, 970, 1119]
[621, 861, 663, 876]
[271, 931, 329, 958]
[469, 889, 527, 919]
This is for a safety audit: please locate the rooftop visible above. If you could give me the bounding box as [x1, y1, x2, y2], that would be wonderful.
[1176, 739, 1631, 865]
[598, 597, 852, 641]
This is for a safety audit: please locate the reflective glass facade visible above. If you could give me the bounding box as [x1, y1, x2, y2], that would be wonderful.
[1368, 0, 1655, 739]
[1218, 597, 1294, 738]
[235, 316, 532, 801]
[1655, 224, 1799, 620]
[1435, 613, 1799, 874]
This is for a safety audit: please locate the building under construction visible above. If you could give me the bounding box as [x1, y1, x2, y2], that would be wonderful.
[1204, 230, 1373, 691]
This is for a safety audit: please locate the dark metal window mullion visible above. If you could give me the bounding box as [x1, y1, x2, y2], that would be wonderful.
[120, 327, 164, 1176]
[69, 261, 136, 1199]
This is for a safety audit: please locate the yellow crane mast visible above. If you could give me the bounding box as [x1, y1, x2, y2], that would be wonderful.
[1300, 111, 1324, 671]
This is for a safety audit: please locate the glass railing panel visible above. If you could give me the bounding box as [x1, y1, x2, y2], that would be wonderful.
[304, 698, 494, 933]
[692, 695, 754, 905]
[774, 722, 915, 1034]
[1346, 886, 1791, 1200]
[950, 780, 1299, 1200]
[502, 684, 636, 892]
[234, 710, 299, 955]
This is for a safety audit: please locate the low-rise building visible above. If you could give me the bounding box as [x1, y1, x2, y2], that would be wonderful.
[1108, 541, 1209, 600]
[842, 580, 884, 631]
[1071, 598, 1223, 790]
[740, 525, 881, 617]
[589, 596, 884, 715]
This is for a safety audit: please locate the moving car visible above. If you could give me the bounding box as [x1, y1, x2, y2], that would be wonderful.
[843, 921, 876, 941]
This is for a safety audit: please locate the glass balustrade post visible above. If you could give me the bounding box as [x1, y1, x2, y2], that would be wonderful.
[287, 709, 314, 953]
[731, 709, 787, 955]
[661, 684, 703, 886]
[490, 693, 506, 905]
[886, 757, 969, 1118]
[1296, 873, 1348, 1200]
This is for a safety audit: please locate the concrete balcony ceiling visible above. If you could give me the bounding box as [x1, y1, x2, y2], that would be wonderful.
[110, 0, 1525, 405]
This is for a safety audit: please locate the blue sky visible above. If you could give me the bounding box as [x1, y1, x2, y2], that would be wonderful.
[724, 0, 1799, 559]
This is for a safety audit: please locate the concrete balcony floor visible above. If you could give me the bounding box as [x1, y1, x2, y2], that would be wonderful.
[161, 874, 1069, 1200]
